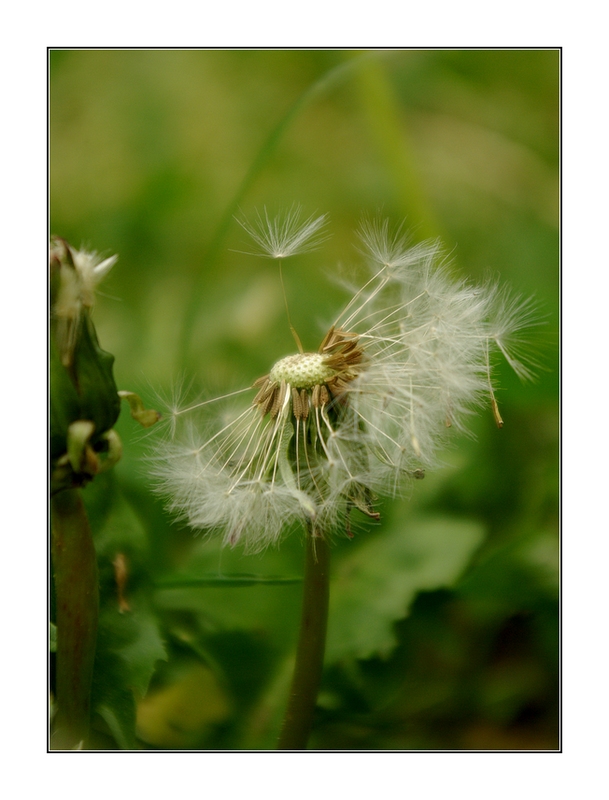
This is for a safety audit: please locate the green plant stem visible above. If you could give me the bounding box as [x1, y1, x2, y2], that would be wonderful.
[51, 489, 99, 749]
[277, 531, 330, 750]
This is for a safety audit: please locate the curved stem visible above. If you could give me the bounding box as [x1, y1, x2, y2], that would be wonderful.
[277, 530, 330, 750]
[51, 489, 99, 749]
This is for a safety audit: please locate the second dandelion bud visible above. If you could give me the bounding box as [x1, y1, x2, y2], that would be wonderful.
[151, 211, 538, 551]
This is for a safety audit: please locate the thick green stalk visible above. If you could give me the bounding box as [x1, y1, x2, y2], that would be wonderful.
[277, 531, 330, 750]
[51, 489, 99, 749]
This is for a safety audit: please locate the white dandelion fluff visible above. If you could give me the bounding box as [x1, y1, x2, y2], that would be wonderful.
[150, 214, 538, 552]
[51, 238, 118, 366]
[234, 205, 329, 259]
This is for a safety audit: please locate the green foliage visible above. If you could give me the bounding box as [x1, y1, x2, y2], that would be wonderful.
[50, 246, 121, 491]
[327, 516, 485, 662]
[92, 601, 166, 749]
[50, 49, 559, 750]
[72, 316, 121, 436]
[49, 336, 82, 460]
[82, 473, 167, 747]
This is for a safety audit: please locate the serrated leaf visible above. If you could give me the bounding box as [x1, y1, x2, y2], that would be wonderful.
[84, 475, 167, 748]
[91, 601, 167, 748]
[50, 310, 120, 473]
[73, 315, 121, 437]
[108, 607, 168, 697]
[325, 516, 485, 662]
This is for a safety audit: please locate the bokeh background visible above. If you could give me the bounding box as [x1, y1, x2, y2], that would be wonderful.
[50, 49, 559, 750]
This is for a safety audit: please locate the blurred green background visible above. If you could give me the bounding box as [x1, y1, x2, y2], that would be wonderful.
[50, 49, 559, 750]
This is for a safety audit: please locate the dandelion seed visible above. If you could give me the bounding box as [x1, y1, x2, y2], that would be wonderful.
[356, 216, 438, 273]
[151, 215, 538, 552]
[235, 205, 329, 259]
[487, 286, 543, 382]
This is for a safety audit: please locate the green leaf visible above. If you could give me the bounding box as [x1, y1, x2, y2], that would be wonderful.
[111, 608, 167, 696]
[83, 474, 167, 748]
[82, 471, 149, 563]
[50, 310, 120, 472]
[325, 515, 485, 663]
[73, 315, 121, 438]
[95, 688, 138, 751]
[92, 601, 167, 748]
[50, 337, 82, 460]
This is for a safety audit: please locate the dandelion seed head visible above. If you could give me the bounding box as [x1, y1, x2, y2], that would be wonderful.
[151, 213, 539, 551]
[269, 353, 334, 389]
